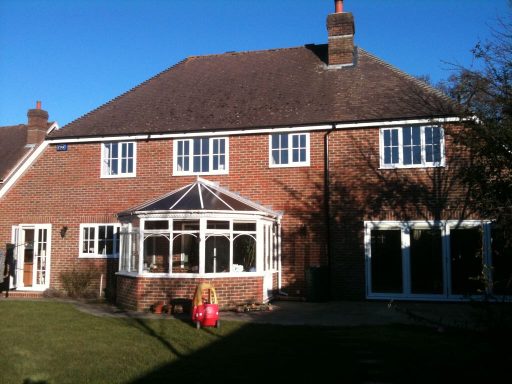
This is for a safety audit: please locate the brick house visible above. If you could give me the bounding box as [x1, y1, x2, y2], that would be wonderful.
[1, 1, 509, 310]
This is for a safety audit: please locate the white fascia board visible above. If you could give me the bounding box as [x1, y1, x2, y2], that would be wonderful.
[46, 124, 333, 144]
[46, 116, 464, 144]
[335, 116, 462, 129]
[0, 141, 49, 199]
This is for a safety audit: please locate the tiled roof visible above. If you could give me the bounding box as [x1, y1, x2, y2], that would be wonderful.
[50, 45, 458, 139]
[120, 178, 280, 217]
[0, 125, 31, 182]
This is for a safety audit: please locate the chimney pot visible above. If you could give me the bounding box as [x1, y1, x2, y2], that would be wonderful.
[36, 100, 42, 109]
[335, 0, 343, 13]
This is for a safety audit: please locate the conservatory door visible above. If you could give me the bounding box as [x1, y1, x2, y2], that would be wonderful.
[13, 225, 51, 290]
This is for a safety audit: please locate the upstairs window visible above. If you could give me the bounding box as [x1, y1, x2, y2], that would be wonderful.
[80, 224, 120, 258]
[101, 142, 136, 177]
[270, 132, 310, 167]
[174, 137, 228, 175]
[380, 126, 444, 168]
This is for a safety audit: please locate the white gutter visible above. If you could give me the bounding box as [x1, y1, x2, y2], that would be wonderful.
[47, 116, 464, 144]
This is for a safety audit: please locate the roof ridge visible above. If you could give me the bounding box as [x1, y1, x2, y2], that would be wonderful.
[359, 48, 456, 107]
[188, 44, 312, 61]
[54, 58, 191, 133]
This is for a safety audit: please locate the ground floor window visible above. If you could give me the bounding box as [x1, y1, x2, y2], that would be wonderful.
[79, 223, 120, 258]
[365, 220, 510, 299]
[119, 217, 277, 276]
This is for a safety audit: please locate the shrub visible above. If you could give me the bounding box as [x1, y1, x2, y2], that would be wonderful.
[60, 266, 98, 298]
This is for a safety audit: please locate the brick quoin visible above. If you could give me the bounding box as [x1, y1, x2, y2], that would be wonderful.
[0, 124, 473, 304]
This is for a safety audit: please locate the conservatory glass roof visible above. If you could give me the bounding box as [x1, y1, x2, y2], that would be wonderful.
[120, 178, 280, 217]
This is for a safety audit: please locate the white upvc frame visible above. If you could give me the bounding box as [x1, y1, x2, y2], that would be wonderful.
[79, 223, 121, 258]
[11, 224, 52, 291]
[118, 213, 278, 278]
[268, 132, 310, 168]
[172, 137, 229, 176]
[379, 125, 445, 169]
[100, 141, 137, 178]
[364, 220, 492, 301]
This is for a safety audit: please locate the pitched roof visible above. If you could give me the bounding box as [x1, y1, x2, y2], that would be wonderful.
[49, 45, 458, 139]
[120, 178, 280, 217]
[0, 125, 32, 183]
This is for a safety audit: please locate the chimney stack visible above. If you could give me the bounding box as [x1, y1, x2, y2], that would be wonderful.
[327, 0, 355, 66]
[27, 100, 49, 145]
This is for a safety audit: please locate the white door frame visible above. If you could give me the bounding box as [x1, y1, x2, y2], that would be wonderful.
[11, 224, 52, 291]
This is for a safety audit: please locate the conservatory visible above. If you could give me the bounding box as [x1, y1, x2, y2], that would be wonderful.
[116, 178, 282, 310]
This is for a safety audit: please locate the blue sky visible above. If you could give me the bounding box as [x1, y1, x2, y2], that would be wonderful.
[0, 0, 509, 127]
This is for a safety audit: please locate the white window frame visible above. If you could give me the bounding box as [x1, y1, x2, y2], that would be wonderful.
[269, 132, 310, 168]
[101, 141, 137, 178]
[79, 223, 121, 258]
[364, 220, 491, 301]
[379, 126, 445, 169]
[173, 137, 229, 175]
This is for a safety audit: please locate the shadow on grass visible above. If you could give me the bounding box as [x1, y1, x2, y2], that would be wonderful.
[121, 318, 510, 383]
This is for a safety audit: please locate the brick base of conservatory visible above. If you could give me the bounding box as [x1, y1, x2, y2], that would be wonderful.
[116, 274, 275, 312]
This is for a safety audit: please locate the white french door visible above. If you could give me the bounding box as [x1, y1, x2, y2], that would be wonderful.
[12, 224, 51, 291]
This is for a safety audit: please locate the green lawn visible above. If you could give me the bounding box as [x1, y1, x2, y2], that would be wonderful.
[0, 300, 509, 383]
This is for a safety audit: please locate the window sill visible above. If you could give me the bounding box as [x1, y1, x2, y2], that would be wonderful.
[172, 170, 229, 176]
[100, 174, 137, 179]
[79, 254, 119, 259]
[269, 162, 310, 169]
[379, 164, 445, 170]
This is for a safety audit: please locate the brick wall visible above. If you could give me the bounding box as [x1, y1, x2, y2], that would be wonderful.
[116, 275, 264, 311]
[0, 124, 475, 304]
[0, 132, 327, 300]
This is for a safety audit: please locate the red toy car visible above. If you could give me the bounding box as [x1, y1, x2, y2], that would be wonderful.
[191, 282, 220, 329]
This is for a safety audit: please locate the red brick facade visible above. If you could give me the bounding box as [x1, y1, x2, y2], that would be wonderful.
[0, 124, 474, 306]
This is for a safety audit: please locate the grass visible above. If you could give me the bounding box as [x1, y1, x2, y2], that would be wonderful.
[0, 300, 510, 383]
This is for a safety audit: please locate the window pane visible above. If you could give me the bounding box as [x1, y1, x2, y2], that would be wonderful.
[193, 139, 201, 154]
[201, 155, 209, 172]
[272, 149, 280, 164]
[234, 235, 256, 272]
[300, 148, 306, 162]
[145, 221, 169, 230]
[300, 134, 306, 147]
[410, 228, 443, 294]
[292, 148, 299, 162]
[111, 143, 118, 158]
[207, 220, 229, 230]
[172, 234, 199, 273]
[122, 143, 127, 157]
[370, 230, 403, 293]
[193, 156, 201, 172]
[234, 222, 256, 231]
[111, 159, 118, 175]
[143, 236, 170, 273]
[292, 135, 299, 148]
[384, 130, 391, 147]
[173, 220, 200, 231]
[281, 149, 288, 164]
[205, 236, 230, 273]
[384, 146, 392, 164]
[392, 147, 399, 163]
[450, 227, 484, 295]
[412, 144, 421, 164]
[271, 134, 279, 149]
